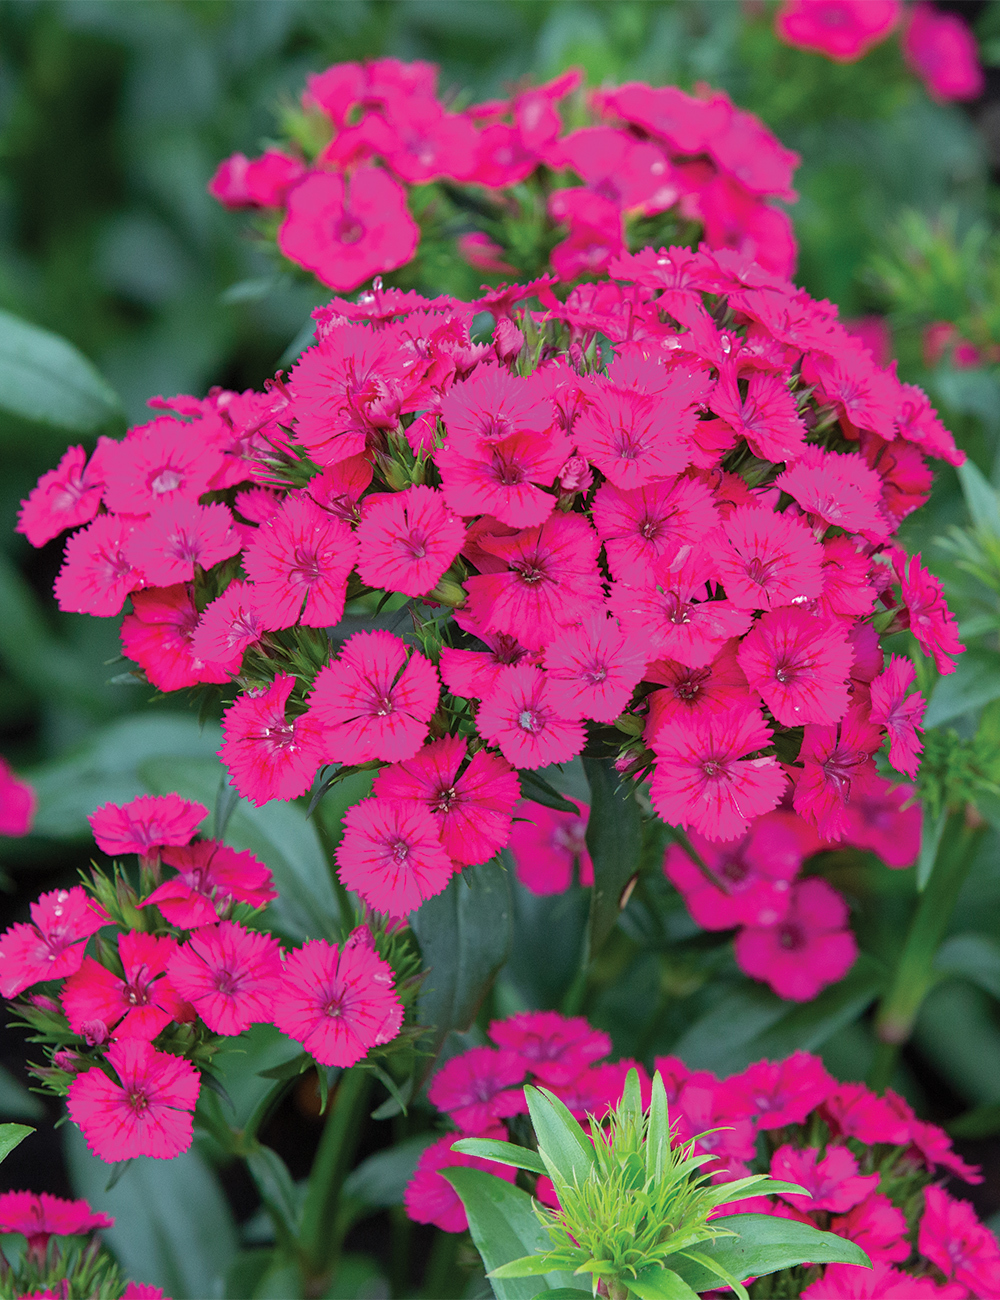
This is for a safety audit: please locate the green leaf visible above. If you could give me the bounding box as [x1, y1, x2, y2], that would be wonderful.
[525, 1086, 595, 1191]
[0, 1123, 33, 1164]
[924, 649, 1000, 728]
[410, 856, 512, 1072]
[518, 769, 579, 814]
[441, 1167, 587, 1299]
[0, 308, 124, 432]
[583, 756, 642, 957]
[957, 459, 1000, 540]
[452, 1137, 549, 1175]
[245, 1146, 300, 1243]
[646, 1071, 669, 1183]
[669, 1215, 870, 1292]
[626, 1267, 700, 1300]
[66, 1123, 237, 1299]
[917, 807, 949, 892]
[491, 1257, 561, 1278]
[341, 1134, 436, 1209]
[935, 932, 1000, 999]
[0, 1065, 44, 1120]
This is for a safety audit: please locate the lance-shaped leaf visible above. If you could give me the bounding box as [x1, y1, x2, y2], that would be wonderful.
[626, 1267, 700, 1300]
[519, 769, 579, 814]
[452, 1137, 549, 1176]
[0, 308, 124, 433]
[583, 756, 642, 957]
[646, 1072, 670, 1183]
[668, 1215, 871, 1291]
[0, 1124, 33, 1165]
[525, 1085, 596, 1192]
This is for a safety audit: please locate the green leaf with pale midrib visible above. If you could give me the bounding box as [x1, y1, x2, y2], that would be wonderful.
[0, 307, 123, 432]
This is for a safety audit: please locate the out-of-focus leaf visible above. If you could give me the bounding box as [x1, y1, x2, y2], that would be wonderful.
[517, 770, 578, 814]
[27, 715, 220, 839]
[142, 756, 340, 942]
[935, 932, 1000, 999]
[915, 980, 1000, 1104]
[66, 1124, 237, 1299]
[0, 1123, 33, 1164]
[669, 1216, 870, 1292]
[246, 1145, 300, 1243]
[0, 308, 124, 432]
[583, 757, 642, 957]
[410, 856, 512, 1072]
[957, 459, 1000, 539]
[918, 807, 949, 892]
[0, 1066, 44, 1119]
[924, 649, 1000, 728]
[947, 1101, 1000, 1138]
[341, 1134, 436, 1209]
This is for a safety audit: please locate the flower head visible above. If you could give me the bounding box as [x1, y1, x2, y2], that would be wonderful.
[355, 485, 465, 596]
[427, 1045, 527, 1132]
[220, 674, 325, 806]
[336, 797, 453, 916]
[62, 930, 187, 1040]
[88, 794, 208, 858]
[714, 505, 824, 611]
[734, 877, 857, 1000]
[476, 665, 586, 769]
[0, 886, 106, 998]
[508, 796, 593, 895]
[0, 1191, 113, 1258]
[404, 1134, 516, 1233]
[737, 607, 853, 726]
[166, 920, 283, 1035]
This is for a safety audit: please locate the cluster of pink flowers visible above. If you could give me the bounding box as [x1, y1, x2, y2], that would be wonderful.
[407, 1015, 1000, 1297]
[18, 251, 963, 928]
[0, 794, 404, 1163]
[209, 58, 800, 291]
[775, 0, 984, 102]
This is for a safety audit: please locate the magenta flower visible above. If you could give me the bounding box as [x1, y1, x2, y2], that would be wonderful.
[62, 930, 187, 1040]
[734, 877, 857, 1001]
[650, 707, 786, 841]
[507, 797, 593, 895]
[542, 616, 648, 723]
[53, 515, 144, 617]
[737, 607, 853, 726]
[836, 775, 921, 868]
[438, 364, 553, 453]
[219, 674, 325, 806]
[829, 1193, 910, 1264]
[336, 797, 453, 915]
[372, 735, 520, 867]
[190, 580, 266, 674]
[271, 930, 403, 1066]
[126, 500, 240, 587]
[89, 794, 208, 858]
[918, 1186, 1000, 1294]
[476, 665, 586, 769]
[489, 1010, 610, 1087]
[120, 584, 230, 692]
[242, 492, 358, 630]
[439, 632, 537, 701]
[437, 429, 569, 528]
[903, 4, 984, 102]
[0, 1191, 113, 1260]
[0, 886, 106, 998]
[404, 1134, 516, 1233]
[67, 1039, 200, 1161]
[99, 416, 223, 515]
[644, 640, 753, 741]
[793, 707, 884, 839]
[591, 476, 718, 584]
[277, 166, 419, 291]
[355, 485, 465, 596]
[771, 1144, 879, 1213]
[166, 920, 283, 1036]
[714, 505, 824, 611]
[0, 758, 35, 837]
[802, 1260, 940, 1299]
[709, 367, 806, 462]
[309, 630, 439, 764]
[16, 444, 104, 548]
[821, 1081, 911, 1147]
[427, 1046, 527, 1132]
[775, 445, 888, 539]
[718, 1050, 835, 1131]
[894, 550, 963, 675]
[143, 839, 276, 928]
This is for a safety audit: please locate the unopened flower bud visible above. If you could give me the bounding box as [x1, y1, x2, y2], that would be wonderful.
[81, 1019, 110, 1047]
[558, 456, 592, 495]
[494, 317, 525, 366]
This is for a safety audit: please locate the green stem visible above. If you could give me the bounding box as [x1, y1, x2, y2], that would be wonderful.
[298, 1067, 371, 1280]
[314, 810, 356, 933]
[419, 1227, 461, 1299]
[869, 811, 985, 1091]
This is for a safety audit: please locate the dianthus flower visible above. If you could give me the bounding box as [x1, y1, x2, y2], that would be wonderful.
[372, 735, 520, 866]
[53, 515, 144, 617]
[772, 1144, 879, 1213]
[644, 640, 752, 740]
[336, 797, 453, 915]
[709, 367, 806, 462]
[713, 505, 824, 611]
[189, 580, 266, 674]
[438, 364, 553, 451]
[99, 416, 223, 515]
[650, 707, 786, 841]
[476, 665, 586, 769]
[542, 615, 648, 722]
[591, 476, 718, 584]
[242, 492, 358, 629]
[88, 794, 208, 858]
[821, 1080, 911, 1146]
[893, 550, 963, 674]
[271, 929, 403, 1066]
[734, 877, 857, 1000]
[219, 674, 325, 806]
[802, 1260, 940, 1299]
[774, 0, 900, 62]
[437, 428, 569, 528]
[903, 3, 984, 102]
[718, 1050, 835, 1130]
[737, 607, 853, 726]
[793, 707, 884, 839]
[166, 920, 283, 1036]
[488, 1010, 610, 1086]
[918, 1185, 1000, 1295]
[0, 1191, 113, 1259]
[62, 930, 187, 1040]
[829, 1192, 910, 1264]
[277, 167, 419, 291]
[355, 485, 465, 596]
[507, 796, 594, 895]
[404, 1134, 516, 1234]
[16, 444, 104, 548]
[834, 775, 921, 868]
[142, 839, 276, 927]
[0, 758, 35, 837]
[427, 1046, 527, 1132]
[775, 445, 888, 539]
[0, 886, 106, 998]
[67, 1039, 200, 1161]
[309, 630, 439, 764]
[126, 500, 240, 587]
[120, 585, 230, 692]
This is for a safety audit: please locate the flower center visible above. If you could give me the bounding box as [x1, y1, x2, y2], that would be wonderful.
[150, 468, 182, 495]
[518, 708, 541, 733]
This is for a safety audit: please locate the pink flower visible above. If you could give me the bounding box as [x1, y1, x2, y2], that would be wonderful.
[0, 758, 35, 837]
[489, 1010, 610, 1086]
[835, 775, 921, 868]
[17, 445, 104, 547]
[894, 550, 963, 675]
[53, 515, 144, 617]
[775, 446, 888, 539]
[142, 839, 277, 928]
[650, 707, 786, 841]
[309, 631, 439, 764]
[904, 4, 984, 102]
[0, 886, 106, 998]
[121, 1285, 167, 1300]
[463, 513, 605, 653]
[793, 707, 884, 839]
[548, 188, 625, 280]
[775, 0, 901, 62]
[120, 585, 230, 692]
[714, 506, 824, 612]
[734, 877, 857, 1001]
[189, 581, 266, 674]
[458, 232, 517, 274]
[67, 1038, 200, 1161]
[737, 607, 853, 726]
[438, 365, 553, 454]
[62, 930, 187, 1040]
[802, 1261, 941, 1299]
[543, 616, 649, 722]
[404, 1134, 516, 1234]
[271, 929, 403, 1066]
[771, 1143, 879, 1213]
[644, 640, 753, 740]
[242, 492, 358, 630]
[277, 167, 419, 291]
[709, 368, 806, 462]
[428, 1046, 527, 1132]
[219, 674, 325, 806]
[919, 1185, 1000, 1294]
[821, 1081, 911, 1146]
[830, 1193, 909, 1264]
[719, 1050, 835, 1130]
[372, 735, 520, 867]
[476, 665, 586, 769]
[355, 486, 465, 596]
[208, 148, 305, 207]
[507, 797, 593, 895]
[0, 1191, 113, 1259]
[126, 500, 240, 587]
[664, 811, 809, 929]
[89, 794, 208, 858]
[336, 797, 453, 915]
[591, 476, 718, 584]
[439, 630, 536, 701]
[437, 429, 568, 528]
[99, 417, 223, 515]
[166, 920, 283, 1035]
